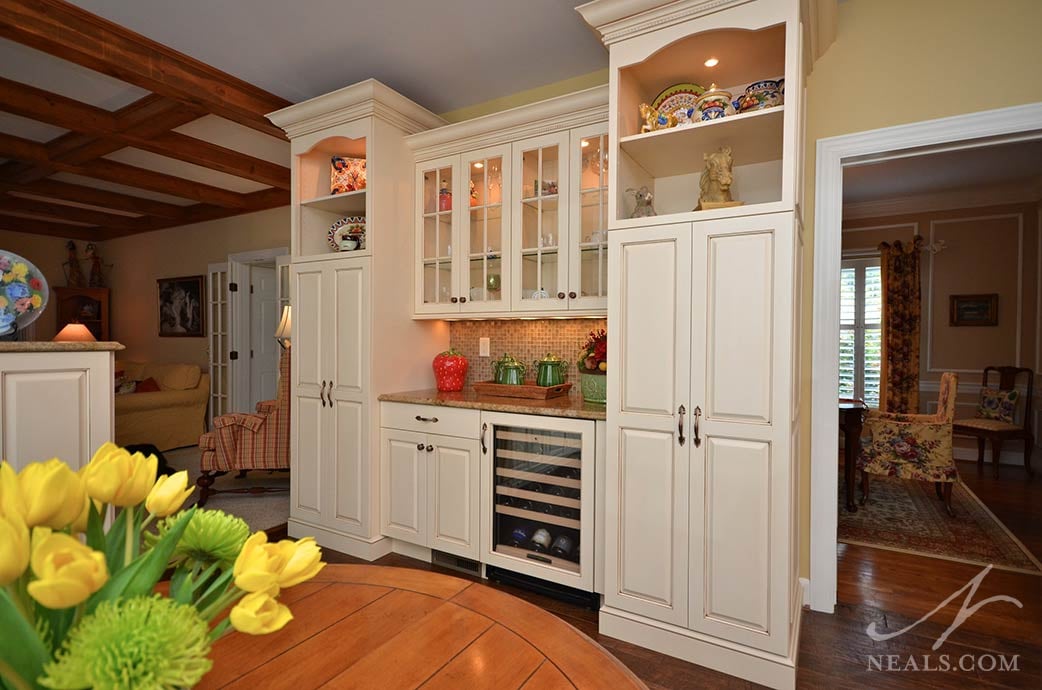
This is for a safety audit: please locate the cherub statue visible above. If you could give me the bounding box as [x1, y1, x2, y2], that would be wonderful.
[696, 146, 742, 210]
[627, 186, 656, 218]
[639, 103, 677, 133]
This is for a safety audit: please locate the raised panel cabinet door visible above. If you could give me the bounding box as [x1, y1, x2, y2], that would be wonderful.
[290, 264, 324, 396]
[379, 428, 428, 546]
[604, 224, 691, 626]
[427, 435, 480, 560]
[330, 397, 367, 536]
[329, 258, 369, 403]
[291, 393, 324, 522]
[511, 131, 570, 311]
[688, 212, 795, 655]
[415, 155, 461, 314]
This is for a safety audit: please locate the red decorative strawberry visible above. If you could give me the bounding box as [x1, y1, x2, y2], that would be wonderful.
[433, 348, 468, 392]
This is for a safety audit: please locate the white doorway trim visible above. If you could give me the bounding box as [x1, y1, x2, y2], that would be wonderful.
[809, 102, 1042, 614]
[227, 247, 288, 413]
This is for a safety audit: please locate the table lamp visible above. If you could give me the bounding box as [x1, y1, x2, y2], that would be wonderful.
[275, 305, 291, 349]
[53, 323, 96, 342]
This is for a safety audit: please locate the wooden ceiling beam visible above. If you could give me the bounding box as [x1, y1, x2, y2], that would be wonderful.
[0, 212, 98, 240]
[0, 77, 290, 189]
[0, 131, 257, 208]
[0, 194, 144, 229]
[0, 179, 187, 219]
[0, 0, 291, 139]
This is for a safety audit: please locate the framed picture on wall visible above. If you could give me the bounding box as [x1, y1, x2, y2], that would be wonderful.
[158, 275, 205, 337]
[949, 293, 998, 327]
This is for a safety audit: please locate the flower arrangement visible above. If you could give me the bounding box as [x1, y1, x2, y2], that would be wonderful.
[0, 252, 48, 336]
[577, 329, 607, 375]
[0, 444, 325, 690]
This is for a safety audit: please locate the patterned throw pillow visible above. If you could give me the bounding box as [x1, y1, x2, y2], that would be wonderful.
[977, 388, 1019, 423]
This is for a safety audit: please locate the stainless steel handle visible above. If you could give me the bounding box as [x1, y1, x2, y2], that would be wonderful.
[693, 406, 702, 448]
[678, 404, 686, 446]
[414, 415, 439, 423]
[426, 444, 434, 452]
[319, 381, 327, 408]
[480, 422, 488, 454]
[417, 443, 425, 451]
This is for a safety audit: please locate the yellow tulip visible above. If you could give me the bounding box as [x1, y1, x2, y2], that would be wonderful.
[0, 513, 29, 585]
[0, 461, 26, 522]
[70, 493, 102, 534]
[273, 537, 325, 588]
[27, 527, 108, 609]
[232, 532, 284, 593]
[229, 585, 293, 635]
[145, 471, 194, 517]
[81, 443, 157, 507]
[19, 460, 85, 529]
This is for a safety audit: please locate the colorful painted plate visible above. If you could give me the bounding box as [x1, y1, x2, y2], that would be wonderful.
[327, 216, 366, 251]
[0, 251, 48, 337]
[651, 83, 706, 124]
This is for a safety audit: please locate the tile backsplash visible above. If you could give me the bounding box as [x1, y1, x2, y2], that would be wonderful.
[449, 319, 607, 386]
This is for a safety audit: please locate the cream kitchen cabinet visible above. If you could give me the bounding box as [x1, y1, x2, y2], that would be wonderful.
[408, 87, 609, 318]
[379, 402, 481, 560]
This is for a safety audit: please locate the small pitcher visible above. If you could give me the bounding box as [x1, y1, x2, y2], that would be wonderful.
[532, 353, 567, 387]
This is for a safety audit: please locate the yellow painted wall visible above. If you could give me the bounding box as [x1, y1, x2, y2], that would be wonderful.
[799, 0, 1042, 576]
[439, 69, 608, 123]
[103, 207, 290, 368]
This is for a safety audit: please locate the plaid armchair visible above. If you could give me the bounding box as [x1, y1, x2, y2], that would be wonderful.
[858, 372, 959, 515]
[196, 348, 290, 505]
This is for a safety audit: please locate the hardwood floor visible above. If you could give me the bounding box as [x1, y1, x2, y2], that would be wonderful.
[310, 457, 1040, 689]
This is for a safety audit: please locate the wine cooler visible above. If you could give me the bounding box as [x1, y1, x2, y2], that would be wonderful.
[480, 411, 595, 591]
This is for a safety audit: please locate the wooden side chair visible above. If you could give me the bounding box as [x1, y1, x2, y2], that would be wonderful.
[953, 366, 1034, 478]
[858, 372, 959, 516]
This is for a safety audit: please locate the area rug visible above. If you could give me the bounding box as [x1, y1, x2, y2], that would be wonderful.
[163, 446, 290, 534]
[838, 474, 1041, 575]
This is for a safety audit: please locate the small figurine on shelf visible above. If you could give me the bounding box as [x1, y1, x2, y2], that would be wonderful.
[695, 146, 744, 211]
[469, 179, 479, 207]
[86, 242, 106, 287]
[627, 186, 656, 218]
[438, 179, 452, 211]
[63, 240, 86, 288]
[638, 103, 677, 133]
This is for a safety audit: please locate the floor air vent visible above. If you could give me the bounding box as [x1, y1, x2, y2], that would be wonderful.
[431, 551, 481, 577]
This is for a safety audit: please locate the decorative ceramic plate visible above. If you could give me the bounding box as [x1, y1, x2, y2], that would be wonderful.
[327, 216, 366, 251]
[0, 251, 49, 336]
[651, 83, 706, 124]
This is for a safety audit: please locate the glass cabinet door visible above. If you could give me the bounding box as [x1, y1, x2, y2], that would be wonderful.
[416, 158, 458, 312]
[569, 128, 608, 310]
[511, 132, 570, 311]
[461, 147, 510, 312]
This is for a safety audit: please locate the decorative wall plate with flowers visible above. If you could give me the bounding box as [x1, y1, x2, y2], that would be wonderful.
[0, 251, 48, 337]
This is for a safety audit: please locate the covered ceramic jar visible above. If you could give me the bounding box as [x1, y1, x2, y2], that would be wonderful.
[695, 88, 735, 121]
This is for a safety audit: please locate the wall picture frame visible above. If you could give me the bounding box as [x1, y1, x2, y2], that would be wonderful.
[157, 275, 205, 337]
[949, 293, 998, 327]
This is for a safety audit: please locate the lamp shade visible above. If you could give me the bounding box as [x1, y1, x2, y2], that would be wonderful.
[53, 323, 96, 343]
[274, 305, 291, 347]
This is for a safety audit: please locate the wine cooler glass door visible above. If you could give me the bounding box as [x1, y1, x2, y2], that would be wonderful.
[483, 413, 594, 590]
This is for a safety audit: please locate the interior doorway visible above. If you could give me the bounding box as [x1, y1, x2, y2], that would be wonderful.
[809, 103, 1042, 613]
[249, 262, 280, 410]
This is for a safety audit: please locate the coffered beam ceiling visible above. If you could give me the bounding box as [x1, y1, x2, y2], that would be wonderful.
[0, 0, 291, 240]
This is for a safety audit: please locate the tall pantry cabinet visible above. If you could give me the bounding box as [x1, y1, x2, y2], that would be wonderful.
[578, 1, 805, 688]
[267, 81, 449, 558]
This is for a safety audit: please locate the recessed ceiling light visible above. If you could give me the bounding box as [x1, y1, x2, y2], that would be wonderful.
[581, 140, 590, 148]
[473, 162, 484, 168]
[704, 57, 719, 67]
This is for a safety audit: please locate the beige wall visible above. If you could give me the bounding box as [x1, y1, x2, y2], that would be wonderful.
[438, 69, 608, 123]
[0, 231, 79, 341]
[104, 207, 290, 368]
[800, 0, 1042, 576]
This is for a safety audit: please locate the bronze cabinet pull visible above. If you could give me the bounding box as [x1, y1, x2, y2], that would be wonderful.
[319, 381, 327, 408]
[416, 443, 425, 451]
[480, 423, 488, 454]
[414, 415, 439, 423]
[568, 291, 577, 299]
[678, 404, 686, 446]
[693, 406, 702, 448]
[426, 444, 434, 452]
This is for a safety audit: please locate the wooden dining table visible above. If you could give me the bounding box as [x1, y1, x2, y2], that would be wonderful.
[839, 401, 867, 512]
[203, 564, 646, 690]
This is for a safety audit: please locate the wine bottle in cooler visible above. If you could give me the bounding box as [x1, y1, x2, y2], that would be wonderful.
[511, 522, 532, 547]
[550, 534, 574, 559]
[530, 528, 552, 553]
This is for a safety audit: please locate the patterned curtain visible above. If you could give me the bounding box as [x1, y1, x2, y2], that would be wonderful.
[878, 236, 924, 413]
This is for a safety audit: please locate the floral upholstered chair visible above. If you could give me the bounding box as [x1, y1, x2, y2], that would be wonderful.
[953, 366, 1034, 479]
[858, 372, 959, 516]
[196, 347, 290, 506]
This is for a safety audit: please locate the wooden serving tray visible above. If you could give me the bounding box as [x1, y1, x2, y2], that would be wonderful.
[473, 380, 572, 400]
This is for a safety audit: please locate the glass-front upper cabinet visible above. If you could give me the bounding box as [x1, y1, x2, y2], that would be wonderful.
[416, 156, 457, 314]
[511, 132, 570, 312]
[461, 147, 510, 313]
[568, 126, 608, 311]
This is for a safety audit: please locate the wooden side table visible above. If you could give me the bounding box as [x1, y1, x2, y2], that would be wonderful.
[839, 402, 866, 513]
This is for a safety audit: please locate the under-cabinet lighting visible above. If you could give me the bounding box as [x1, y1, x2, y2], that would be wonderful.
[704, 57, 719, 67]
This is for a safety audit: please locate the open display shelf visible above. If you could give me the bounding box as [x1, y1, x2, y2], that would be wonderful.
[296, 135, 369, 259]
[301, 189, 367, 215]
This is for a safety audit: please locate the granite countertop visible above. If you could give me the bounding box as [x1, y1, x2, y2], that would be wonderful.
[0, 341, 125, 352]
[379, 389, 607, 421]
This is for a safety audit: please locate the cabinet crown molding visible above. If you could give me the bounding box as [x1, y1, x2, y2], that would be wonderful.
[576, 0, 755, 45]
[267, 78, 446, 139]
[406, 86, 608, 161]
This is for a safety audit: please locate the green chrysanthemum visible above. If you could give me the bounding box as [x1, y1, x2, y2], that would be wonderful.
[145, 508, 249, 569]
[39, 596, 212, 690]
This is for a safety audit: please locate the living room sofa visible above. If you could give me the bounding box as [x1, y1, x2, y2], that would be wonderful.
[115, 361, 210, 451]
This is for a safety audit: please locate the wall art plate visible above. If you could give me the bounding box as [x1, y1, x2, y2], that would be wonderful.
[651, 83, 706, 124]
[0, 251, 48, 337]
[327, 216, 366, 251]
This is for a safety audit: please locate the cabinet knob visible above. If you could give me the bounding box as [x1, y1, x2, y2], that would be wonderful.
[450, 297, 458, 304]
[568, 291, 577, 299]
[460, 296, 467, 303]
[557, 292, 566, 299]
[426, 444, 434, 452]
[417, 443, 425, 450]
